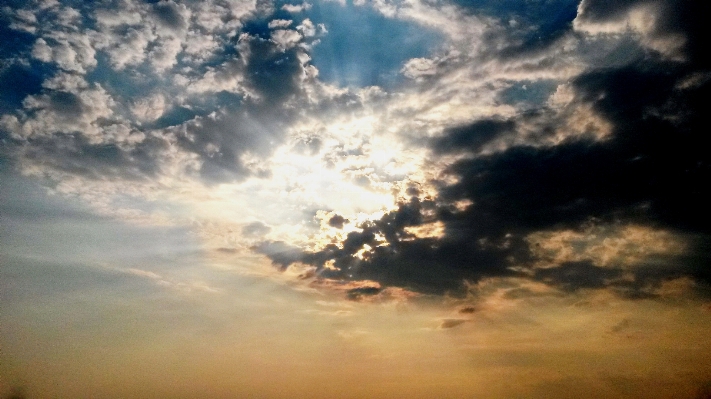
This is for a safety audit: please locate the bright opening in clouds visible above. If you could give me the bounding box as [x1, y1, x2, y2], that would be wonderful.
[1, 0, 710, 398]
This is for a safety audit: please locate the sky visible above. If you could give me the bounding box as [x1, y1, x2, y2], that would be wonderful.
[1, 0, 710, 398]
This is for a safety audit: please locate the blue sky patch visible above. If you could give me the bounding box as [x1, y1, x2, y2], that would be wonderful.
[452, 0, 578, 50]
[301, 0, 444, 88]
[499, 80, 558, 107]
[0, 61, 52, 114]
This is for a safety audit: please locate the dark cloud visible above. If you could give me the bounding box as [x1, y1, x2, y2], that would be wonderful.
[15, 133, 163, 180]
[260, 8, 711, 297]
[577, 0, 707, 66]
[172, 104, 288, 183]
[242, 221, 271, 237]
[431, 119, 515, 154]
[253, 240, 303, 269]
[575, 0, 640, 21]
[499, 80, 559, 108]
[609, 318, 631, 333]
[0, 166, 104, 223]
[435, 61, 711, 233]
[451, 0, 579, 57]
[45, 91, 85, 118]
[439, 319, 467, 329]
[152, 1, 187, 31]
[168, 35, 307, 183]
[267, 197, 524, 295]
[405, 185, 420, 197]
[242, 35, 304, 103]
[345, 286, 382, 301]
[1, 0, 708, 300]
[328, 214, 347, 229]
[534, 261, 624, 291]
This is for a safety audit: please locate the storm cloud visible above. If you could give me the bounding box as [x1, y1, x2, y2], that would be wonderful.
[258, 1, 711, 297]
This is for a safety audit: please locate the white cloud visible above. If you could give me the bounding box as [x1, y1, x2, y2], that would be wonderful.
[183, 31, 220, 61]
[296, 18, 316, 37]
[93, 0, 143, 27]
[183, 59, 245, 94]
[31, 38, 53, 62]
[573, 0, 687, 60]
[401, 57, 438, 80]
[0, 73, 145, 147]
[225, 0, 258, 20]
[281, 2, 312, 13]
[7, 8, 38, 33]
[268, 19, 293, 29]
[270, 29, 303, 50]
[101, 27, 154, 70]
[31, 32, 97, 73]
[149, 36, 183, 71]
[38, 0, 60, 10]
[56, 7, 82, 28]
[131, 93, 167, 122]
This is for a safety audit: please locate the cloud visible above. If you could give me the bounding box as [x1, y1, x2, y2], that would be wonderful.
[1, 74, 121, 143]
[345, 286, 382, 301]
[131, 93, 166, 122]
[458, 306, 477, 314]
[268, 19, 293, 29]
[401, 57, 439, 80]
[255, 0, 711, 298]
[1, 0, 709, 303]
[282, 2, 312, 13]
[431, 119, 516, 154]
[270, 29, 303, 50]
[242, 221, 272, 237]
[534, 260, 626, 292]
[166, 102, 294, 182]
[254, 241, 304, 269]
[295, 19, 317, 37]
[573, 0, 706, 64]
[3, 3, 711, 398]
[239, 33, 308, 102]
[439, 318, 467, 329]
[151, 0, 189, 33]
[97, 26, 154, 70]
[31, 33, 97, 73]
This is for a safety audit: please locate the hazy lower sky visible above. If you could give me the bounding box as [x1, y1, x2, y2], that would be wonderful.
[1, 0, 710, 398]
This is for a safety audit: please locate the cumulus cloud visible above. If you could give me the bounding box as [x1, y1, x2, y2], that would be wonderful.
[268, 19, 293, 29]
[328, 214, 348, 229]
[99, 27, 154, 70]
[131, 93, 166, 122]
[270, 29, 303, 50]
[31, 33, 97, 73]
[151, 0, 189, 34]
[2, 75, 117, 143]
[281, 2, 312, 13]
